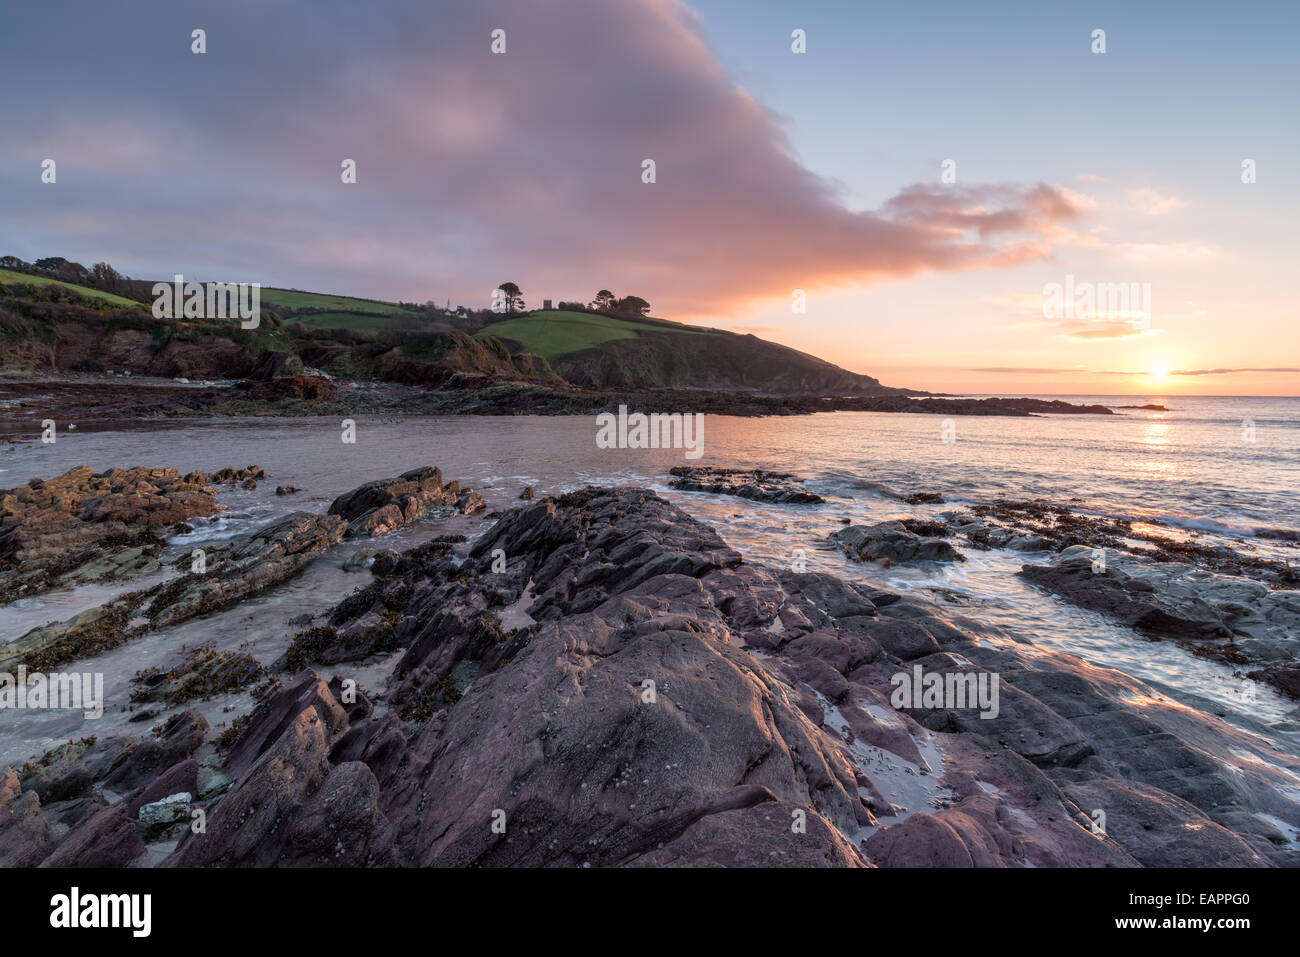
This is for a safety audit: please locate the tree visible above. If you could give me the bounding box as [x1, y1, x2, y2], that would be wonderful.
[592, 289, 615, 311]
[497, 281, 524, 315]
[617, 295, 651, 317]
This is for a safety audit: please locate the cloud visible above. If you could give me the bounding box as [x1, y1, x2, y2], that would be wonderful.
[1126, 187, 1187, 216]
[1171, 367, 1300, 376]
[1061, 323, 1164, 341]
[0, 0, 1090, 317]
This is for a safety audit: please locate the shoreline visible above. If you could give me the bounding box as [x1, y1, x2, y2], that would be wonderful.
[0, 374, 1119, 439]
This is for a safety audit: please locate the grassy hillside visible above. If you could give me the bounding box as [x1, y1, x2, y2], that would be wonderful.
[2, 261, 904, 394]
[480, 309, 898, 395]
[0, 268, 143, 308]
[478, 310, 710, 360]
[258, 287, 412, 315]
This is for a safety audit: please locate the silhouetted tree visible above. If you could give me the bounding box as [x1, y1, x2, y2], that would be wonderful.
[617, 295, 651, 317]
[592, 289, 615, 311]
[497, 281, 524, 315]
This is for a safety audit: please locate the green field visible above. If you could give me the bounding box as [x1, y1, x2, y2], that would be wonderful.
[259, 287, 412, 315]
[0, 268, 142, 308]
[478, 311, 700, 359]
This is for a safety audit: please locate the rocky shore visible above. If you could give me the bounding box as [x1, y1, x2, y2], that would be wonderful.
[0, 464, 265, 606]
[0, 376, 1118, 437]
[3, 479, 1297, 868]
[0, 465, 485, 677]
[671, 469, 1300, 697]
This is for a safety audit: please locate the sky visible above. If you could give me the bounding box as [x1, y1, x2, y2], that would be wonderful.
[1, 0, 1296, 395]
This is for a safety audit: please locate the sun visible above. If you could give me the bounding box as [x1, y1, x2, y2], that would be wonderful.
[1149, 363, 1171, 378]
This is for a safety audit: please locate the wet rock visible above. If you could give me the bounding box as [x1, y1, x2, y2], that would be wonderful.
[833, 521, 965, 564]
[902, 492, 945, 505]
[130, 647, 264, 707]
[329, 466, 484, 537]
[1017, 547, 1300, 671]
[0, 465, 242, 602]
[668, 466, 826, 504]
[1056, 776, 1267, 867]
[144, 511, 348, 629]
[275, 485, 300, 495]
[207, 466, 268, 485]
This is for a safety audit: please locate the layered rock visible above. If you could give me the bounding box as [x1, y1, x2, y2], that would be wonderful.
[1021, 545, 1300, 695]
[668, 466, 826, 504]
[158, 490, 1300, 865]
[0, 465, 253, 603]
[328, 465, 485, 536]
[5, 467, 484, 674]
[8, 485, 1298, 869]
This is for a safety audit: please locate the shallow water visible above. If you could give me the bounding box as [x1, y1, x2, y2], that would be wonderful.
[2, 396, 1298, 766]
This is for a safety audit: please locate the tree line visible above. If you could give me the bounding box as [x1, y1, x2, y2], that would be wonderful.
[495, 282, 651, 318]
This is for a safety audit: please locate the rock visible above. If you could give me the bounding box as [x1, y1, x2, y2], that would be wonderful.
[0, 789, 55, 866]
[275, 485, 300, 495]
[833, 521, 965, 564]
[40, 805, 145, 868]
[1056, 776, 1266, 867]
[165, 702, 337, 866]
[668, 466, 826, 504]
[136, 792, 192, 832]
[1247, 663, 1300, 699]
[103, 712, 209, 792]
[902, 492, 945, 505]
[143, 511, 348, 629]
[130, 648, 264, 706]
[127, 760, 199, 818]
[329, 466, 484, 537]
[21, 481, 1298, 870]
[1018, 548, 1291, 664]
[0, 464, 246, 603]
